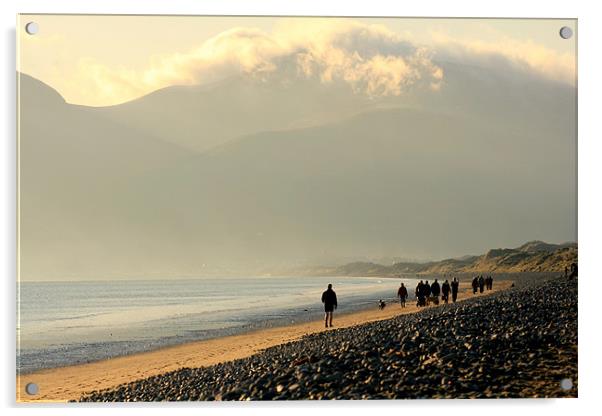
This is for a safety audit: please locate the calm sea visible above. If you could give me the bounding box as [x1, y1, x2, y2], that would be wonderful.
[17, 276, 417, 373]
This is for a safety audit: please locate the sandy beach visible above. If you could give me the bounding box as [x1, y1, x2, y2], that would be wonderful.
[17, 280, 512, 402]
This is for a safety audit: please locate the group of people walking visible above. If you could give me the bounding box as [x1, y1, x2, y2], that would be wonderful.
[416, 277, 460, 306]
[321, 273, 497, 327]
[405, 278, 460, 307]
[471, 275, 493, 294]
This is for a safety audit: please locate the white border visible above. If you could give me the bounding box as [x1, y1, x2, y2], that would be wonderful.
[2, 1, 600, 415]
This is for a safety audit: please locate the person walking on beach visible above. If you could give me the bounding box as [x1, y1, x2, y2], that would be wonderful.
[416, 280, 425, 307]
[398, 283, 408, 308]
[442, 279, 450, 304]
[321, 284, 338, 328]
[569, 262, 578, 280]
[422, 280, 431, 306]
[472, 277, 478, 294]
[431, 279, 441, 305]
[478, 276, 485, 293]
[451, 278, 459, 302]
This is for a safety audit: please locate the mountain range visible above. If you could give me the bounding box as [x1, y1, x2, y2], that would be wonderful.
[18, 53, 577, 279]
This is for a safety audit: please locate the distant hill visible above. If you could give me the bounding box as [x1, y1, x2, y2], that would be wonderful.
[295, 241, 577, 276]
[515, 240, 576, 254]
[95, 76, 377, 153]
[18, 63, 576, 279]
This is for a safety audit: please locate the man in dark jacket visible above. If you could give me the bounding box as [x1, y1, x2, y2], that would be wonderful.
[424, 281, 432, 305]
[451, 278, 459, 302]
[478, 275, 485, 293]
[441, 279, 451, 303]
[321, 284, 338, 328]
[431, 279, 441, 305]
[472, 277, 479, 294]
[397, 283, 408, 308]
[416, 280, 425, 307]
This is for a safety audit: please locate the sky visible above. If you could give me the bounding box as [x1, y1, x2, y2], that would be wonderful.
[17, 15, 576, 106]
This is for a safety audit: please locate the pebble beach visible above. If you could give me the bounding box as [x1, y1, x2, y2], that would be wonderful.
[79, 276, 577, 401]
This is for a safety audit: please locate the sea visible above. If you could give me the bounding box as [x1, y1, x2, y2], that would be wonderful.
[17, 275, 418, 373]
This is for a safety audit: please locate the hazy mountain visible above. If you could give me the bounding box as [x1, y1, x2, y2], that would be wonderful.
[18, 73, 192, 278]
[18, 57, 577, 279]
[93, 76, 380, 152]
[117, 106, 574, 272]
[86, 58, 576, 154]
[297, 241, 577, 276]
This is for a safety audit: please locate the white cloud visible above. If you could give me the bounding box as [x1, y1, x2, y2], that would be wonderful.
[430, 32, 575, 85]
[60, 19, 574, 106]
[282, 20, 444, 97]
[75, 19, 444, 106]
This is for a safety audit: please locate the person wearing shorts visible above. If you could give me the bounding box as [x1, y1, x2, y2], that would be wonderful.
[321, 284, 338, 328]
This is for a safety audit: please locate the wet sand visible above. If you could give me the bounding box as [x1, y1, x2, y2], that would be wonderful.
[17, 280, 511, 402]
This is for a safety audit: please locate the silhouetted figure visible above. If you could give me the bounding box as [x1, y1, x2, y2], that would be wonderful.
[564, 266, 569, 279]
[398, 283, 408, 308]
[488, 276, 494, 290]
[422, 280, 431, 306]
[478, 276, 485, 293]
[431, 279, 441, 305]
[378, 299, 386, 310]
[569, 262, 578, 280]
[442, 279, 450, 304]
[472, 277, 479, 294]
[321, 284, 338, 328]
[451, 278, 459, 303]
[416, 280, 426, 307]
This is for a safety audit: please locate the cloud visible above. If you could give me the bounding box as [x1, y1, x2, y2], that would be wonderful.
[430, 32, 575, 85]
[57, 19, 574, 106]
[74, 19, 444, 106]
[283, 20, 444, 97]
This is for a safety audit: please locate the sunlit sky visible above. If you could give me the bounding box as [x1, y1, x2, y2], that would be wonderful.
[17, 15, 576, 106]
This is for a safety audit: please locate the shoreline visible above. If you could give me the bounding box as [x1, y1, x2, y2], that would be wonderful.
[17, 280, 512, 402]
[81, 276, 575, 401]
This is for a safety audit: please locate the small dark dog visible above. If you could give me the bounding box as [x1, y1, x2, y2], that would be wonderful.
[378, 299, 386, 310]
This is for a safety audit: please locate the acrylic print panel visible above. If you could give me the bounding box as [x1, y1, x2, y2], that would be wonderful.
[16, 15, 577, 402]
